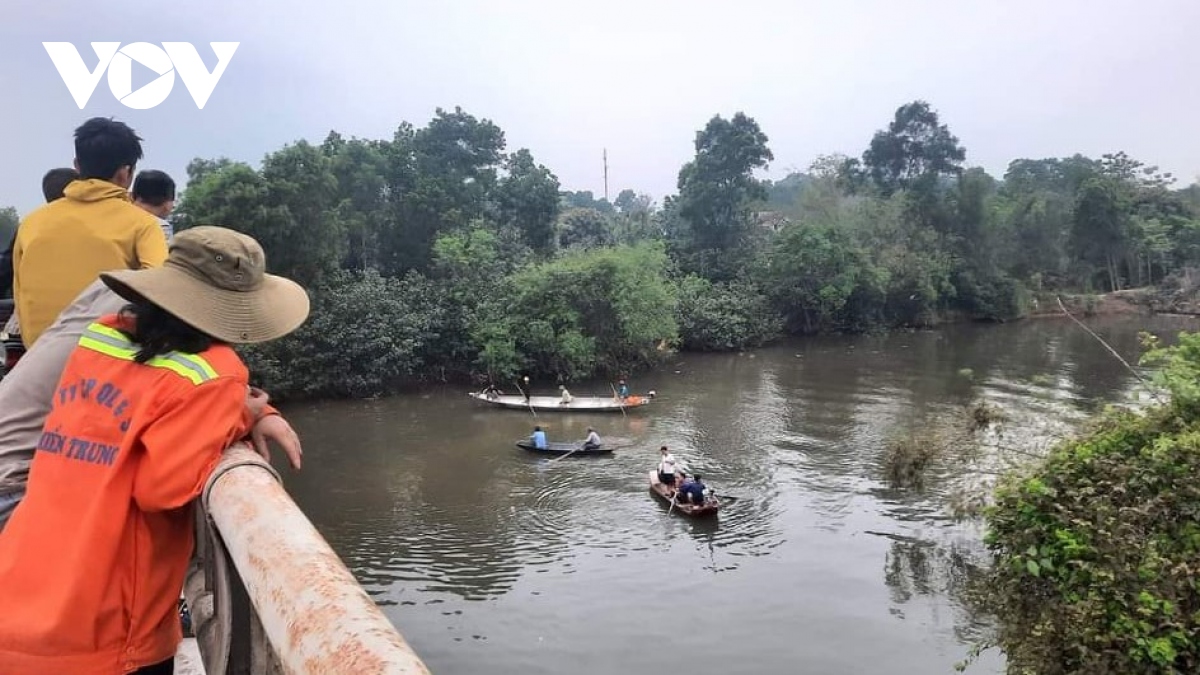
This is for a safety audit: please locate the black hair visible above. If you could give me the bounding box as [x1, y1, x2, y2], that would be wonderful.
[42, 167, 79, 202]
[132, 170, 176, 206]
[534, 426, 542, 431]
[74, 117, 143, 180]
[694, 474, 703, 481]
[119, 302, 214, 363]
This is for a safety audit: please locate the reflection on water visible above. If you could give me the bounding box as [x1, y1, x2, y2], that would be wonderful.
[278, 314, 1197, 674]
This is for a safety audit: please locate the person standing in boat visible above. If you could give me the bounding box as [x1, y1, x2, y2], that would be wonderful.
[657, 445, 678, 490]
[522, 375, 531, 403]
[531, 425, 548, 449]
[617, 379, 630, 400]
[559, 384, 573, 406]
[582, 426, 601, 451]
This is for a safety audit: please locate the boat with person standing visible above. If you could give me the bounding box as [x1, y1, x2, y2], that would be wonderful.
[468, 390, 655, 412]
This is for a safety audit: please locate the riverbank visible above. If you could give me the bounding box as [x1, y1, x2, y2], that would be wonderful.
[252, 284, 1196, 404]
[1025, 289, 1151, 319]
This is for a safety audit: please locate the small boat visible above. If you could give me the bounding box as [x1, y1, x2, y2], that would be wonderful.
[469, 392, 654, 412]
[515, 440, 612, 455]
[648, 470, 720, 517]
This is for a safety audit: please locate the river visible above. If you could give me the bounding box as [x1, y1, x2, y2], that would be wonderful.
[277, 314, 1197, 675]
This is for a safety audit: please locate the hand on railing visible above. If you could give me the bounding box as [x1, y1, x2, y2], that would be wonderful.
[251, 415, 302, 470]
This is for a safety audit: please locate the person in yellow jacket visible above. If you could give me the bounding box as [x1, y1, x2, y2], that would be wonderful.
[14, 117, 168, 348]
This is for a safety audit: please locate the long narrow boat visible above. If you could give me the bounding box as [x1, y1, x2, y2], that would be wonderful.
[515, 440, 612, 456]
[647, 470, 720, 518]
[468, 392, 654, 412]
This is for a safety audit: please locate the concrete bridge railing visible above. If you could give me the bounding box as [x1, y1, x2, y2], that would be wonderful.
[185, 444, 430, 675]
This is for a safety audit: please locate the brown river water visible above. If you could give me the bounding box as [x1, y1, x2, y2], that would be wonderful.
[277, 314, 1197, 675]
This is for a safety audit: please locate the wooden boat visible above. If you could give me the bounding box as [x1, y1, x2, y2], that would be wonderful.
[468, 392, 654, 412]
[515, 440, 612, 456]
[648, 470, 720, 517]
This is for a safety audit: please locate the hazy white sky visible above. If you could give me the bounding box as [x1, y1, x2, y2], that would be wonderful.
[1, 0, 1197, 214]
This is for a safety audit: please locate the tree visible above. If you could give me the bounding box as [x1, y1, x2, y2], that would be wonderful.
[674, 112, 773, 280]
[322, 134, 389, 270]
[379, 108, 507, 274]
[861, 101, 965, 196]
[558, 208, 614, 250]
[614, 189, 652, 215]
[561, 190, 614, 213]
[178, 142, 343, 287]
[1072, 177, 1131, 291]
[474, 243, 677, 378]
[496, 149, 560, 254]
[760, 222, 882, 332]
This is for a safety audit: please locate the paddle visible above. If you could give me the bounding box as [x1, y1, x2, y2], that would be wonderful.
[544, 443, 585, 465]
[514, 379, 538, 418]
[610, 382, 627, 418]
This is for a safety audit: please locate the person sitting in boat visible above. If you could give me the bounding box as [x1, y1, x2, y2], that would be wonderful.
[483, 383, 502, 400]
[582, 426, 601, 451]
[657, 446, 678, 489]
[559, 385, 573, 405]
[677, 473, 708, 506]
[617, 379, 630, 400]
[531, 426, 548, 449]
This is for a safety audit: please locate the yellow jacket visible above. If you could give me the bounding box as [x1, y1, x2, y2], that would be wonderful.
[14, 179, 168, 347]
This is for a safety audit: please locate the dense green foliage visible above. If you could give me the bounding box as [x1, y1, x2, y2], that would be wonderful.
[111, 99, 1199, 399]
[981, 334, 1200, 674]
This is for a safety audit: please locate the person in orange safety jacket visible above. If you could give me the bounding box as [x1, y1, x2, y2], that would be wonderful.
[0, 226, 310, 675]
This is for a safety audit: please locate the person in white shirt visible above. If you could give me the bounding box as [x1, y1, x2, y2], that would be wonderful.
[583, 426, 601, 451]
[657, 445, 678, 489]
[559, 385, 573, 405]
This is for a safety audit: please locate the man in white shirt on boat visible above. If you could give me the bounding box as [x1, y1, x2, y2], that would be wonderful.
[582, 427, 601, 451]
[559, 385, 573, 405]
[657, 446, 679, 490]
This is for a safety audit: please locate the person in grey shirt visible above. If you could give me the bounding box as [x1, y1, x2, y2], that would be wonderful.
[0, 279, 302, 530]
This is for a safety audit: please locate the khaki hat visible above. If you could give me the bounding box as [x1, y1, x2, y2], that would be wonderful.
[100, 226, 310, 344]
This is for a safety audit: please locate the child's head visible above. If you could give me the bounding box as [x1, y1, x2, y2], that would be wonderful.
[132, 170, 176, 218]
[41, 167, 79, 202]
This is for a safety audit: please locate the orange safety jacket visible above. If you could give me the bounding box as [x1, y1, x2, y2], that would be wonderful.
[0, 315, 254, 674]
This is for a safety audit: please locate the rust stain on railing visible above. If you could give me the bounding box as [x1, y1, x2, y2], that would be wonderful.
[203, 445, 430, 674]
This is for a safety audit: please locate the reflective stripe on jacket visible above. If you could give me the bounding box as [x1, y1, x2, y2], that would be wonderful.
[0, 314, 251, 674]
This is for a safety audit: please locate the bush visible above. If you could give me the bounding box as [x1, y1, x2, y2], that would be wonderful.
[473, 243, 678, 379]
[675, 276, 781, 351]
[980, 333, 1200, 674]
[239, 270, 445, 399]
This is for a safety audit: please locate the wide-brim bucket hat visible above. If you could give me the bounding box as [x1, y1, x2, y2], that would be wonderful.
[101, 225, 310, 344]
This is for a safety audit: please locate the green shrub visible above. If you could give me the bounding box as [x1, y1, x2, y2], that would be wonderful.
[675, 276, 781, 351]
[980, 333, 1200, 674]
[239, 270, 445, 399]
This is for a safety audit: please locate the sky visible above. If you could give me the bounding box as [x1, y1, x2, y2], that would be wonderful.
[1, 0, 1197, 215]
